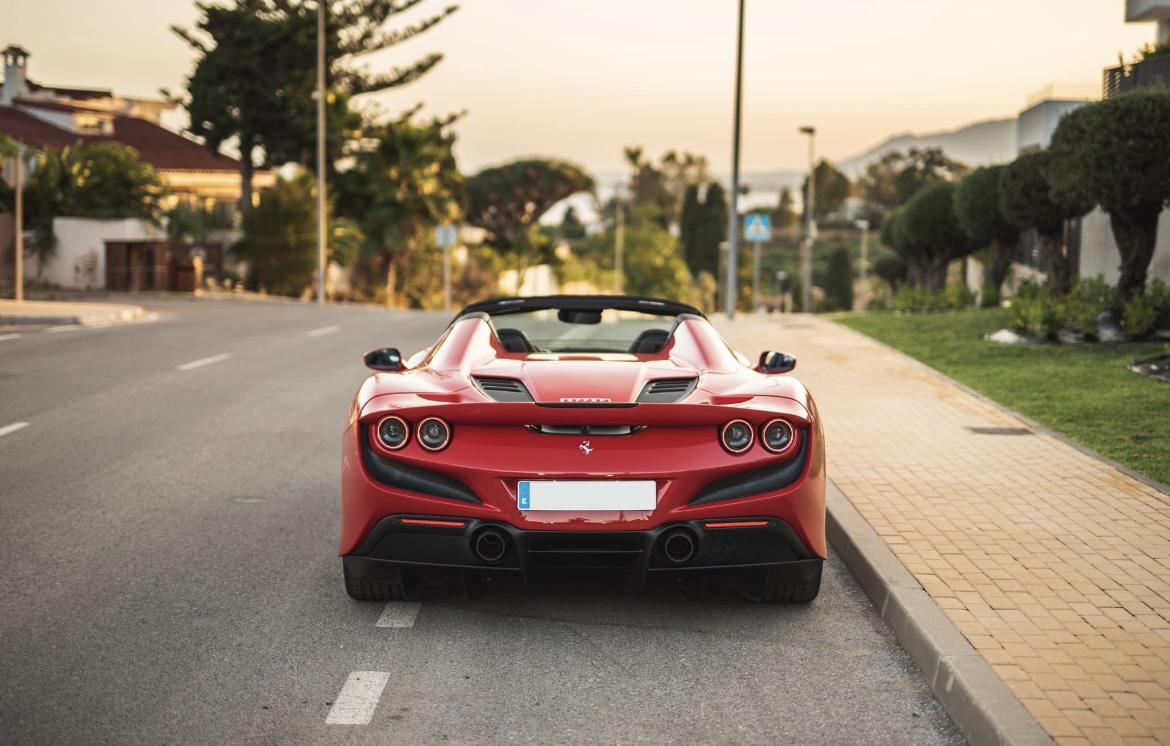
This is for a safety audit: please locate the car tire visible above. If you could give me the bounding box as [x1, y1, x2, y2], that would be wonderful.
[343, 563, 417, 602]
[741, 562, 822, 604]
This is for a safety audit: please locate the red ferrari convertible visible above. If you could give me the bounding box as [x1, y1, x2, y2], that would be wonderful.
[341, 295, 826, 603]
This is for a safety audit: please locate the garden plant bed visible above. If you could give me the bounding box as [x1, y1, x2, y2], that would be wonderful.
[835, 308, 1170, 487]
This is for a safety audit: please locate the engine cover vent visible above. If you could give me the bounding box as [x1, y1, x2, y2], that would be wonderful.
[473, 377, 535, 402]
[635, 378, 697, 403]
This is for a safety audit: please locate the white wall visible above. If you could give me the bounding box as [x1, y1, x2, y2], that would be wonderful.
[1016, 99, 1087, 153]
[28, 217, 166, 288]
[497, 264, 558, 296]
[1079, 206, 1170, 285]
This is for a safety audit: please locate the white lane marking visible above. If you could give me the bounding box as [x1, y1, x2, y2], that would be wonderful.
[0, 422, 30, 438]
[176, 353, 231, 371]
[376, 602, 421, 628]
[325, 671, 391, 725]
[0, 333, 21, 342]
[306, 325, 340, 338]
[47, 325, 78, 333]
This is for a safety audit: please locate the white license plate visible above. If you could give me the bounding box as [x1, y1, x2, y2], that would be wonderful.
[517, 480, 656, 511]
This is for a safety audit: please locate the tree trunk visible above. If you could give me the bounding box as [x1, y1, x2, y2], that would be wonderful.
[907, 261, 925, 289]
[238, 136, 255, 215]
[1036, 229, 1070, 297]
[384, 253, 398, 306]
[990, 234, 1017, 294]
[1109, 204, 1162, 310]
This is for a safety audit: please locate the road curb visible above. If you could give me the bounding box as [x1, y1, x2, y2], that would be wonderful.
[0, 306, 145, 326]
[826, 482, 1054, 746]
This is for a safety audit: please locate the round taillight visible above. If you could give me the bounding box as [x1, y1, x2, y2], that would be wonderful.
[760, 418, 796, 454]
[720, 419, 754, 454]
[417, 417, 451, 452]
[376, 415, 410, 450]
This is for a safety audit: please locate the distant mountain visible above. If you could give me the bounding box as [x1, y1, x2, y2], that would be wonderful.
[836, 118, 1017, 175]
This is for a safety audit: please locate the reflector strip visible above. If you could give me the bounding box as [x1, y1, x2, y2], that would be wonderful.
[400, 518, 466, 528]
[703, 520, 769, 529]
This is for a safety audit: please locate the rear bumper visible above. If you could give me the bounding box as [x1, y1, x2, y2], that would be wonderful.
[344, 514, 822, 596]
[340, 420, 828, 559]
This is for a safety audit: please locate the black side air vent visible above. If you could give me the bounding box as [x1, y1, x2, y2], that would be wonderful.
[472, 377, 535, 402]
[635, 378, 697, 403]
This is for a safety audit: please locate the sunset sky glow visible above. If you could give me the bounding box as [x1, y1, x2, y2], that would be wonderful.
[3, 0, 1157, 174]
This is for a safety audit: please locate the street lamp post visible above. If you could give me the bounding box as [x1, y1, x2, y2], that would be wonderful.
[799, 126, 816, 314]
[316, 0, 327, 306]
[725, 0, 746, 319]
[855, 219, 870, 310]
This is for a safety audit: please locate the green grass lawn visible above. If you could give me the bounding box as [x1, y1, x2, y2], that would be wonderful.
[834, 308, 1170, 487]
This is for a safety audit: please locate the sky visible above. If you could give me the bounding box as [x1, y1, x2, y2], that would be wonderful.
[1, 0, 1158, 178]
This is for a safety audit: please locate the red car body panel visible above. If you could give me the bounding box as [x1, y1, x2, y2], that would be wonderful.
[340, 307, 827, 566]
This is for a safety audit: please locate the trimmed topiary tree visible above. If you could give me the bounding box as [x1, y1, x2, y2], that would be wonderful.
[823, 246, 854, 311]
[954, 164, 1017, 298]
[998, 151, 1089, 297]
[899, 181, 973, 292]
[1047, 88, 1170, 309]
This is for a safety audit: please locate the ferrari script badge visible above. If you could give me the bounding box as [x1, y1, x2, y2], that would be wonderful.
[579, 440, 593, 455]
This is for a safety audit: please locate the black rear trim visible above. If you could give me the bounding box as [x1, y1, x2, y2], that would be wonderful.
[456, 295, 704, 321]
[349, 514, 817, 597]
[689, 429, 811, 505]
[472, 376, 535, 402]
[360, 429, 480, 504]
[635, 378, 698, 403]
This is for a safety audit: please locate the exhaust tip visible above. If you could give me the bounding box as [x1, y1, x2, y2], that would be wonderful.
[472, 527, 508, 563]
[661, 528, 697, 564]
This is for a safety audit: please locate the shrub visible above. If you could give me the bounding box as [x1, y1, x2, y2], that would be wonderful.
[893, 285, 930, 313]
[941, 281, 976, 310]
[1123, 292, 1158, 338]
[1010, 280, 1044, 334]
[1040, 296, 1066, 338]
[1149, 278, 1170, 328]
[980, 282, 1000, 308]
[1067, 275, 1112, 338]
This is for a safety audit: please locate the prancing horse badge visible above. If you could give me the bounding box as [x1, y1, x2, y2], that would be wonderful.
[579, 440, 593, 455]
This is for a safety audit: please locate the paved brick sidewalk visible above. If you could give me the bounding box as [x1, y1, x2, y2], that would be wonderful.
[717, 314, 1170, 746]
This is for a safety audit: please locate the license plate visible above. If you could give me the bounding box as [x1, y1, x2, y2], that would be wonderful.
[517, 480, 656, 511]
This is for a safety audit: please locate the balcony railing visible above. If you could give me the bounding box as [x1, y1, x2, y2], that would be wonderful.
[1104, 54, 1170, 98]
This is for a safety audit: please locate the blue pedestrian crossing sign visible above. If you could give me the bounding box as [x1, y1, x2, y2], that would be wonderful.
[744, 213, 772, 242]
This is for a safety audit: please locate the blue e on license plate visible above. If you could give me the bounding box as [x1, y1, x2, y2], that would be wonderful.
[517, 480, 656, 511]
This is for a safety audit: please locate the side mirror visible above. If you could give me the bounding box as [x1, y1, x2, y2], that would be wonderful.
[364, 347, 404, 372]
[757, 350, 796, 374]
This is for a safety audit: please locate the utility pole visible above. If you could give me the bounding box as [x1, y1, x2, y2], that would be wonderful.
[316, 0, 327, 306]
[855, 219, 869, 310]
[799, 126, 816, 314]
[614, 183, 624, 295]
[752, 240, 761, 312]
[14, 154, 22, 303]
[725, 0, 745, 319]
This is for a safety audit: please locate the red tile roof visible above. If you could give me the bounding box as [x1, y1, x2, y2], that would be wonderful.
[0, 105, 81, 150]
[0, 103, 240, 173]
[101, 116, 240, 173]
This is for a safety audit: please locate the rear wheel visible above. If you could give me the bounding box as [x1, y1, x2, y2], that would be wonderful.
[343, 562, 418, 602]
[740, 561, 822, 604]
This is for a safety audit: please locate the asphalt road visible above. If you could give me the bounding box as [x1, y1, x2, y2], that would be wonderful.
[0, 298, 963, 745]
